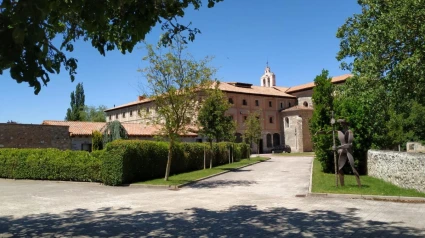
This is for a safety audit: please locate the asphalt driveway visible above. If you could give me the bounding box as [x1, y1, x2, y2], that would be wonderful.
[0, 155, 424, 237]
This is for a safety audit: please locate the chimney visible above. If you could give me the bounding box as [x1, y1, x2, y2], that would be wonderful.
[138, 95, 146, 101]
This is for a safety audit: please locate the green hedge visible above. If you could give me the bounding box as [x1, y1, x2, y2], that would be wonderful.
[0, 148, 102, 182]
[102, 140, 250, 185]
[0, 141, 250, 186]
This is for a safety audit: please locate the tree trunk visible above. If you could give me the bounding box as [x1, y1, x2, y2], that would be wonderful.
[209, 140, 213, 169]
[231, 143, 234, 163]
[203, 146, 206, 170]
[228, 147, 231, 164]
[164, 140, 173, 181]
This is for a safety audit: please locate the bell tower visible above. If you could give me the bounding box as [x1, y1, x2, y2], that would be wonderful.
[260, 63, 276, 87]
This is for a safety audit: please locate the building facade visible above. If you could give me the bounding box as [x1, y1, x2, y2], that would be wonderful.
[104, 67, 351, 153]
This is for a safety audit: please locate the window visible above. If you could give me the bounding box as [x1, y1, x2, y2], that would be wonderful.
[280, 102, 283, 109]
[115, 114, 118, 119]
[285, 117, 289, 128]
[122, 112, 126, 118]
[288, 102, 291, 107]
[109, 115, 111, 120]
[269, 117, 274, 123]
[229, 98, 234, 104]
[146, 107, 150, 113]
[228, 115, 234, 121]
[255, 100, 259, 106]
[242, 99, 247, 106]
[269, 101, 272, 107]
[244, 116, 247, 121]
[130, 110, 133, 117]
[303, 101, 308, 107]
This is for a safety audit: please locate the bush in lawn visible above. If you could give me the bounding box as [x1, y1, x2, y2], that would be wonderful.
[0, 148, 102, 182]
[92, 130, 103, 151]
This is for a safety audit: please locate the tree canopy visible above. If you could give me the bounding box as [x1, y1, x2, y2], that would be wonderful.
[336, 0, 425, 103]
[0, 0, 222, 94]
[243, 111, 262, 155]
[65, 82, 85, 121]
[141, 38, 214, 180]
[82, 105, 107, 122]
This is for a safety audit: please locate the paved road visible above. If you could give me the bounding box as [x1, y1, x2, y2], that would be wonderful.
[0, 155, 424, 237]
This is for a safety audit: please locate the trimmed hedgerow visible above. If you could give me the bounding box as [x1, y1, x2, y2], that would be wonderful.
[102, 140, 250, 186]
[0, 148, 102, 182]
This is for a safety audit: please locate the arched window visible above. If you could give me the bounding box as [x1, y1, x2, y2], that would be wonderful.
[285, 117, 289, 128]
[266, 134, 272, 148]
[273, 133, 280, 146]
[303, 101, 308, 107]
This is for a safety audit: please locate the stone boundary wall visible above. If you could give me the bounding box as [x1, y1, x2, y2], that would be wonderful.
[0, 123, 71, 150]
[368, 150, 425, 193]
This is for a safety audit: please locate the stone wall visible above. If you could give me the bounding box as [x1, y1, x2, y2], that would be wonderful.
[368, 150, 425, 193]
[0, 123, 71, 150]
[406, 142, 425, 153]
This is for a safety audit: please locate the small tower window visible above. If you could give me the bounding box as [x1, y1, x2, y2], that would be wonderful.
[242, 99, 247, 106]
[269, 117, 274, 123]
[280, 102, 283, 109]
[255, 100, 259, 106]
[285, 117, 289, 127]
[229, 98, 234, 104]
[288, 102, 291, 107]
[269, 101, 272, 107]
[244, 116, 247, 121]
[303, 101, 308, 107]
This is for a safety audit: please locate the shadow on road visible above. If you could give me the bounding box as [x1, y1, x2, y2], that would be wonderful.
[188, 179, 257, 189]
[0, 205, 422, 237]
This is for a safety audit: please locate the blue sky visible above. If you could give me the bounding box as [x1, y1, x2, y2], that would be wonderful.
[0, 0, 360, 124]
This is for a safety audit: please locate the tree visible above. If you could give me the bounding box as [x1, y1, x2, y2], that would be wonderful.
[140, 38, 214, 181]
[198, 81, 233, 169]
[82, 105, 107, 122]
[309, 70, 334, 173]
[92, 130, 103, 151]
[336, 0, 425, 104]
[65, 82, 85, 121]
[0, 0, 223, 94]
[333, 76, 390, 174]
[102, 121, 128, 145]
[243, 111, 262, 156]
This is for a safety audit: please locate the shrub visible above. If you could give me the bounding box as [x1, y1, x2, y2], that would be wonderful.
[92, 130, 103, 151]
[102, 140, 249, 185]
[0, 148, 102, 182]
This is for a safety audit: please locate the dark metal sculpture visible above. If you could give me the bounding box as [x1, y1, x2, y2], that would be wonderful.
[333, 119, 361, 187]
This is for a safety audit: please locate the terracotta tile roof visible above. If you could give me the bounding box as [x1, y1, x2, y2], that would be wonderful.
[42, 120, 105, 136]
[281, 105, 314, 112]
[42, 120, 197, 137]
[218, 82, 296, 98]
[285, 74, 352, 93]
[104, 98, 154, 112]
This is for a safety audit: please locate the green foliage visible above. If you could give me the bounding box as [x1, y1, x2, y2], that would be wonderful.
[198, 81, 234, 142]
[65, 82, 85, 121]
[334, 77, 390, 174]
[101, 140, 248, 186]
[103, 121, 128, 145]
[337, 0, 425, 104]
[140, 37, 215, 180]
[309, 70, 334, 173]
[243, 111, 262, 153]
[92, 130, 103, 151]
[0, 148, 102, 182]
[0, 0, 223, 94]
[82, 105, 107, 122]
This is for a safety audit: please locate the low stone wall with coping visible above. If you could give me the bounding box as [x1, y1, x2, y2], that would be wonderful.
[368, 150, 425, 193]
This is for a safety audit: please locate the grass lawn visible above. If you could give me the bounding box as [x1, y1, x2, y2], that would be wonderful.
[135, 156, 269, 186]
[312, 158, 425, 197]
[273, 152, 315, 157]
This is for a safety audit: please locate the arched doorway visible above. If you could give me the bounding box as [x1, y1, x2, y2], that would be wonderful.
[273, 133, 280, 146]
[266, 134, 272, 148]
